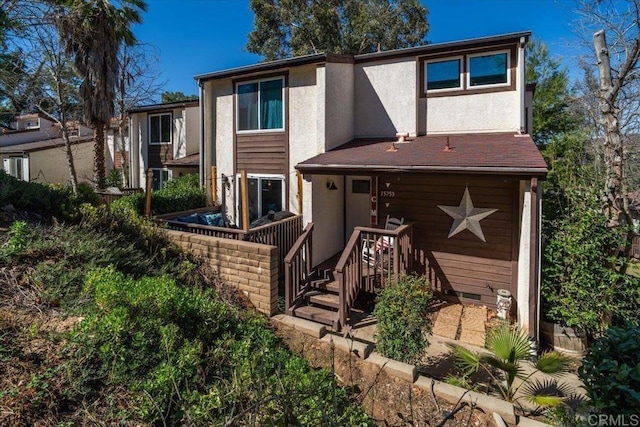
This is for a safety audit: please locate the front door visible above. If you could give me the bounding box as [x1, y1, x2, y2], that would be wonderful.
[345, 176, 371, 241]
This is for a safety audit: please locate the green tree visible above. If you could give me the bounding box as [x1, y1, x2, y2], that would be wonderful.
[160, 91, 197, 103]
[247, 0, 429, 60]
[525, 39, 578, 148]
[54, 0, 147, 189]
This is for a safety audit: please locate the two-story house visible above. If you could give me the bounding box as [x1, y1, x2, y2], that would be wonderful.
[128, 100, 200, 190]
[195, 31, 547, 337]
[0, 114, 94, 184]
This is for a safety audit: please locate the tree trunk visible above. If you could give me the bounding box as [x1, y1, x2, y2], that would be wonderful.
[94, 124, 106, 189]
[61, 121, 79, 195]
[593, 30, 630, 228]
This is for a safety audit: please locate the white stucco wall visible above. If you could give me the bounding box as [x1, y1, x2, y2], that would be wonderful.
[173, 107, 187, 159]
[426, 92, 521, 134]
[289, 65, 319, 216]
[517, 180, 532, 333]
[207, 80, 235, 221]
[185, 105, 200, 155]
[324, 62, 355, 150]
[354, 58, 416, 138]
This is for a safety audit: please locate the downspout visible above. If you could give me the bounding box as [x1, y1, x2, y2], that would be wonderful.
[528, 177, 539, 341]
[519, 36, 527, 134]
[198, 80, 205, 188]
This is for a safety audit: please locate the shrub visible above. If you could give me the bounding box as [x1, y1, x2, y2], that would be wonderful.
[541, 190, 640, 336]
[66, 267, 372, 425]
[579, 323, 640, 415]
[373, 274, 432, 364]
[110, 173, 205, 216]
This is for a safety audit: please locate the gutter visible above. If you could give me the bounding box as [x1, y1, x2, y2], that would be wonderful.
[295, 164, 548, 176]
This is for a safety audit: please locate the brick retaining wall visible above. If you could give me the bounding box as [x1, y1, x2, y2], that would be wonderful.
[167, 230, 279, 316]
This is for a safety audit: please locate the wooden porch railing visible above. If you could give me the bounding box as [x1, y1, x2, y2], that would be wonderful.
[96, 187, 143, 205]
[284, 223, 314, 314]
[334, 223, 413, 330]
[157, 210, 303, 276]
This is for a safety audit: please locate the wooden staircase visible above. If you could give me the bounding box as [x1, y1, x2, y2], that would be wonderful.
[292, 273, 341, 327]
[285, 222, 413, 332]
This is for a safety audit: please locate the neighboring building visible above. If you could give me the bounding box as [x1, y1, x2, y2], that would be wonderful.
[106, 118, 130, 173]
[128, 100, 200, 190]
[195, 32, 547, 336]
[0, 114, 94, 185]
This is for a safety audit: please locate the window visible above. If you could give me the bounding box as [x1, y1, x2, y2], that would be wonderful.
[425, 57, 462, 91]
[468, 51, 509, 87]
[151, 168, 170, 191]
[237, 174, 285, 225]
[2, 156, 27, 181]
[149, 113, 172, 144]
[352, 179, 371, 194]
[237, 78, 284, 131]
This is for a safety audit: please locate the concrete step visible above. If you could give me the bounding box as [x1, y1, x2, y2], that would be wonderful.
[305, 291, 340, 309]
[293, 305, 339, 326]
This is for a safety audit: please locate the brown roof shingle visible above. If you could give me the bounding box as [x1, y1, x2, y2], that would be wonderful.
[296, 133, 547, 176]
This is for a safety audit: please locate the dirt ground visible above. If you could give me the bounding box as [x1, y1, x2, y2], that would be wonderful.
[271, 321, 497, 426]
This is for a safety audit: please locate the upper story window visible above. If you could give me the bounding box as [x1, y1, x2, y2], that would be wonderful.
[423, 49, 512, 95]
[149, 113, 172, 144]
[467, 51, 509, 87]
[425, 57, 462, 92]
[237, 77, 284, 132]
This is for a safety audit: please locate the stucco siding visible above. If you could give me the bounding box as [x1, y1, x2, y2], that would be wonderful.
[185, 105, 200, 155]
[324, 62, 354, 150]
[289, 65, 318, 215]
[207, 80, 235, 219]
[30, 142, 93, 185]
[311, 174, 344, 265]
[354, 59, 416, 138]
[426, 91, 521, 134]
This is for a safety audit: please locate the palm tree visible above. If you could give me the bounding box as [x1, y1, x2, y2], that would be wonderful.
[449, 325, 577, 413]
[54, 0, 146, 189]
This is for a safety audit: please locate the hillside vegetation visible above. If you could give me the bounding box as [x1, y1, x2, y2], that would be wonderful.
[0, 172, 370, 426]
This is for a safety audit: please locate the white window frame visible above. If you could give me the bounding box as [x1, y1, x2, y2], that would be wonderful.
[151, 168, 171, 190]
[235, 173, 286, 224]
[236, 76, 285, 134]
[466, 49, 511, 89]
[424, 55, 464, 94]
[2, 156, 29, 181]
[148, 112, 172, 145]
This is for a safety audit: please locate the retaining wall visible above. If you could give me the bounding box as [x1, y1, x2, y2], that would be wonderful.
[167, 230, 279, 316]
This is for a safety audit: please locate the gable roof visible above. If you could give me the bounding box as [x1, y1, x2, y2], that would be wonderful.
[194, 31, 531, 82]
[296, 133, 547, 176]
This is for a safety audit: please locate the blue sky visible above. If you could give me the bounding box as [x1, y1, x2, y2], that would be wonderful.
[133, 0, 581, 97]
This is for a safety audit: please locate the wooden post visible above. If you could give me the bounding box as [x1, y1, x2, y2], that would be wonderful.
[144, 169, 153, 218]
[240, 169, 249, 231]
[211, 166, 217, 205]
[296, 170, 303, 213]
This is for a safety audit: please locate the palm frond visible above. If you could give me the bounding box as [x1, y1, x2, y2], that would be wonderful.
[520, 378, 573, 407]
[535, 351, 572, 376]
[448, 344, 480, 374]
[486, 325, 532, 363]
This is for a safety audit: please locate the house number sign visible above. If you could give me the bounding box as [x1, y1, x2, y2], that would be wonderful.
[380, 190, 395, 197]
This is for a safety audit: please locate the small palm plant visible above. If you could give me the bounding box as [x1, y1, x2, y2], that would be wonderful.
[449, 324, 575, 412]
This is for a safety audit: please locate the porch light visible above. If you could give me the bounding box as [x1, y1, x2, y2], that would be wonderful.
[327, 180, 338, 190]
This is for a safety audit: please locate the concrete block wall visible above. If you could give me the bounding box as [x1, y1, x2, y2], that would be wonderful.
[167, 230, 279, 316]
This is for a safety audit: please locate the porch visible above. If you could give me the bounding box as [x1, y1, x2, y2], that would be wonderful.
[284, 221, 413, 331]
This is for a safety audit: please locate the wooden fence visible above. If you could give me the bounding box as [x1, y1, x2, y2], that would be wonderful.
[96, 188, 143, 205]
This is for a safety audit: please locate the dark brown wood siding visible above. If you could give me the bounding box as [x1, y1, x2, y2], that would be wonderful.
[235, 132, 287, 175]
[148, 144, 173, 168]
[376, 174, 518, 308]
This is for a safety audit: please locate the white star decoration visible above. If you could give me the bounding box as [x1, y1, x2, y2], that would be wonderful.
[438, 187, 497, 242]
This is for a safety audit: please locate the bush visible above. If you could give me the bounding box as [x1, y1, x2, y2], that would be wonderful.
[111, 173, 205, 216]
[579, 323, 640, 415]
[541, 190, 640, 336]
[373, 274, 432, 364]
[66, 267, 372, 425]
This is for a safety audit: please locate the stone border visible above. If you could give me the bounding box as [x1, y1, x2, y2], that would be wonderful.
[271, 314, 552, 427]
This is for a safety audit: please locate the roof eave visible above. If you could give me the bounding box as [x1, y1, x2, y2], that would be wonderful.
[295, 163, 548, 177]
